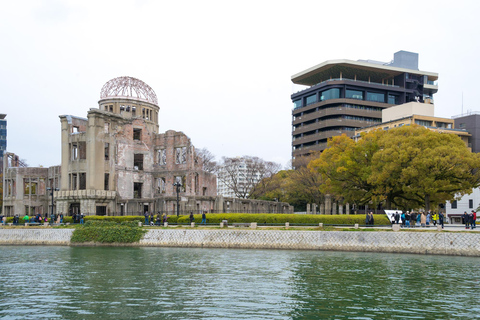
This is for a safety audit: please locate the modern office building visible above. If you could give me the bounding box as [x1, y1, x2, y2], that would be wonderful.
[291, 51, 438, 166]
[0, 114, 6, 174]
[216, 157, 262, 198]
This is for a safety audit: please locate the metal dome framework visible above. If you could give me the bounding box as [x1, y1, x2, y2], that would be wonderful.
[100, 76, 158, 105]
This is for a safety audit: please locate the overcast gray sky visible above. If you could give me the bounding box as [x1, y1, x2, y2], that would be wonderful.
[1, 0, 479, 168]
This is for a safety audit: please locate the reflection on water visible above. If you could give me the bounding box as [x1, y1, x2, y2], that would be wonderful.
[0, 246, 479, 319]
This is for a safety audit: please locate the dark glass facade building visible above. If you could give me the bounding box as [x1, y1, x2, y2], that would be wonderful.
[291, 51, 438, 166]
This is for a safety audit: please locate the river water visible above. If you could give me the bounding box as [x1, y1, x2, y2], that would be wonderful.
[0, 246, 479, 319]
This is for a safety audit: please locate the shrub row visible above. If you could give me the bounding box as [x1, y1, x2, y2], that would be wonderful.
[1, 214, 393, 226]
[70, 220, 146, 243]
[177, 213, 391, 225]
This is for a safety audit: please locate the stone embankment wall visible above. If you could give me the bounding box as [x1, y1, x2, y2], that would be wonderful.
[1, 229, 480, 256]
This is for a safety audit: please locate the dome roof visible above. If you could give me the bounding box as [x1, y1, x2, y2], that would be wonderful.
[100, 76, 158, 105]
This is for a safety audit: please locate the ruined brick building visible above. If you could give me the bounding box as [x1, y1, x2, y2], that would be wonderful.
[3, 77, 293, 216]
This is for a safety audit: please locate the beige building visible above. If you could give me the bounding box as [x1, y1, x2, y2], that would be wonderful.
[354, 102, 470, 147]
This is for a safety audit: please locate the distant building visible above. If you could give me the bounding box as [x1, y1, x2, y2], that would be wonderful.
[291, 51, 438, 167]
[452, 113, 480, 152]
[354, 102, 471, 147]
[0, 114, 6, 174]
[216, 157, 262, 198]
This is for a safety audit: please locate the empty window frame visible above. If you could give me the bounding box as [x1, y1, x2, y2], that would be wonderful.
[134, 182, 142, 198]
[134, 154, 144, 170]
[79, 173, 86, 190]
[105, 173, 109, 191]
[105, 142, 110, 160]
[133, 128, 142, 141]
[157, 177, 166, 193]
[158, 149, 167, 165]
[175, 147, 187, 164]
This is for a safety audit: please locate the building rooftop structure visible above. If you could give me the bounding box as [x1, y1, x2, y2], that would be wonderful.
[291, 51, 438, 167]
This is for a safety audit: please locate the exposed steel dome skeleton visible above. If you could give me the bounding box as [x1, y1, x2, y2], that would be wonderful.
[100, 76, 158, 105]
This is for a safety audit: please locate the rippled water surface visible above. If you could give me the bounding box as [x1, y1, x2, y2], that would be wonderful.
[1, 246, 480, 319]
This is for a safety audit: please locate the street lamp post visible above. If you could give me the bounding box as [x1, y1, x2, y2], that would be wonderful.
[173, 182, 180, 216]
[46, 187, 59, 224]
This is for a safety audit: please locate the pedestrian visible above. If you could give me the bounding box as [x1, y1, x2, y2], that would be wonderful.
[426, 211, 431, 227]
[155, 214, 161, 226]
[60, 213, 64, 224]
[468, 211, 475, 229]
[401, 212, 406, 228]
[432, 212, 438, 226]
[22, 214, 30, 225]
[162, 213, 167, 224]
[79, 213, 84, 224]
[394, 211, 400, 224]
[473, 211, 477, 229]
[189, 212, 194, 223]
[421, 212, 426, 227]
[370, 212, 374, 226]
[201, 211, 207, 225]
[144, 212, 149, 225]
[410, 212, 416, 228]
[13, 214, 19, 225]
[462, 211, 469, 229]
[416, 212, 421, 227]
[439, 212, 444, 229]
[405, 211, 411, 228]
[150, 212, 154, 226]
[365, 212, 370, 226]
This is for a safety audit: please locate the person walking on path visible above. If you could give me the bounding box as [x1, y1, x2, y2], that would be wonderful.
[421, 212, 426, 227]
[144, 212, 149, 225]
[401, 212, 406, 228]
[22, 214, 30, 225]
[201, 211, 207, 225]
[462, 212, 469, 229]
[473, 211, 477, 229]
[162, 213, 167, 224]
[426, 212, 431, 227]
[405, 211, 411, 228]
[150, 212, 154, 226]
[439, 212, 445, 229]
[432, 212, 438, 226]
[189, 212, 195, 224]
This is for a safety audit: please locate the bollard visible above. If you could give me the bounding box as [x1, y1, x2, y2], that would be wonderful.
[285, 222, 289, 229]
[25, 223, 29, 227]
[437, 225, 442, 231]
[44, 222, 48, 227]
[250, 222, 257, 229]
[220, 222, 224, 228]
[319, 223, 323, 228]
[392, 224, 401, 232]
[138, 222, 143, 227]
[354, 223, 359, 229]
[222, 220, 228, 227]
[191, 222, 195, 228]
[164, 222, 168, 227]
[8, 223, 13, 226]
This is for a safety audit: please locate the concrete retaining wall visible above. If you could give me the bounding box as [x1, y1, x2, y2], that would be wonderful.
[1, 229, 480, 256]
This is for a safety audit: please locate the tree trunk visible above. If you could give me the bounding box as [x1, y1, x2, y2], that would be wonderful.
[425, 195, 430, 212]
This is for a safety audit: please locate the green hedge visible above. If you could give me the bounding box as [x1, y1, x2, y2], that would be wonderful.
[71, 221, 146, 243]
[177, 213, 391, 225]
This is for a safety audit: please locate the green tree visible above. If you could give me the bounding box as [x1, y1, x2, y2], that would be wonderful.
[310, 125, 480, 211]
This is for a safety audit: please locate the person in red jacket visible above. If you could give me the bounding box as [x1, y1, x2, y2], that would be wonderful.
[472, 211, 477, 229]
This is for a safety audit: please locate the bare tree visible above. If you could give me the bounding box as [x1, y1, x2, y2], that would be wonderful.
[194, 148, 217, 173]
[217, 156, 281, 198]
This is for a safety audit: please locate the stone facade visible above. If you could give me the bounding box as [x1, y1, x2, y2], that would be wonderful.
[2, 229, 480, 256]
